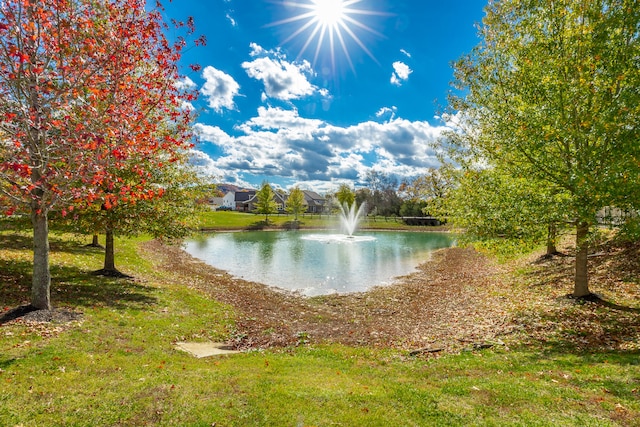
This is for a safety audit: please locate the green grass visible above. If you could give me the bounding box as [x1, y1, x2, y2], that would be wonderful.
[199, 210, 432, 231]
[1, 229, 639, 426]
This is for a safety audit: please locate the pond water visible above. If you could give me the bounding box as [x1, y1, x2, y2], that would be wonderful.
[184, 230, 454, 296]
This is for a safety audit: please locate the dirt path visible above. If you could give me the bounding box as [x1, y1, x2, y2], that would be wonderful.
[142, 240, 512, 352]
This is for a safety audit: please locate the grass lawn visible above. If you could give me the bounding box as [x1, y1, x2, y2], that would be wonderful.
[199, 210, 422, 231]
[1, 226, 639, 426]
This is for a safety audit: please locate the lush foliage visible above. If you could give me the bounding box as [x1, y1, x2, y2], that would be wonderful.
[254, 181, 278, 222]
[0, 0, 198, 307]
[430, 166, 571, 255]
[285, 186, 306, 220]
[357, 170, 402, 217]
[399, 199, 428, 217]
[335, 183, 355, 207]
[399, 168, 452, 203]
[56, 160, 208, 274]
[449, 0, 640, 296]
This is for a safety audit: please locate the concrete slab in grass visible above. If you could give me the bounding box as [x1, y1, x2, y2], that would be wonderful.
[175, 342, 240, 358]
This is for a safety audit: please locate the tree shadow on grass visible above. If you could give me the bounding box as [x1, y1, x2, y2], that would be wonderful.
[0, 233, 104, 256]
[0, 259, 157, 324]
[510, 239, 640, 356]
[522, 239, 640, 312]
[0, 233, 32, 250]
[574, 293, 640, 313]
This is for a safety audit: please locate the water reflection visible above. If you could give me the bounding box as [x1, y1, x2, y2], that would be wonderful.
[183, 231, 454, 296]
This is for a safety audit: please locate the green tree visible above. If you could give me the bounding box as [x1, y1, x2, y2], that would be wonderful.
[335, 183, 355, 208]
[431, 166, 570, 256]
[399, 199, 428, 217]
[399, 169, 452, 204]
[286, 187, 306, 221]
[450, 0, 640, 297]
[364, 169, 401, 216]
[56, 153, 206, 276]
[255, 181, 278, 223]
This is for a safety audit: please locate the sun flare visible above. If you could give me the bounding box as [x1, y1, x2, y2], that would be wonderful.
[313, 0, 346, 27]
[268, 0, 388, 74]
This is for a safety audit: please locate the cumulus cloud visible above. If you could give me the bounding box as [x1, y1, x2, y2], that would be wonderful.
[237, 106, 324, 132]
[189, 149, 253, 188]
[193, 123, 233, 146]
[390, 61, 413, 86]
[181, 101, 195, 111]
[375, 106, 397, 122]
[173, 77, 197, 110]
[242, 43, 318, 101]
[194, 105, 447, 187]
[200, 66, 240, 113]
[175, 76, 197, 91]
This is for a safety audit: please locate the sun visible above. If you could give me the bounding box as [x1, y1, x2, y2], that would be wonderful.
[313, 0, 346, 27]
[267, 0, 388, 75]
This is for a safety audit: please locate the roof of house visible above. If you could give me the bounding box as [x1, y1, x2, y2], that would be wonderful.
[234, 191, 256, 202]
[302, 190, 324, 199]
[246, 190, 286, 205]
[302, 190, 325, 206]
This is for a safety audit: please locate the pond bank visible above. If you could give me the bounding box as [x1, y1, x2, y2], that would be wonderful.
[143, 240, 511, 352]
[144, 235, 640, 354]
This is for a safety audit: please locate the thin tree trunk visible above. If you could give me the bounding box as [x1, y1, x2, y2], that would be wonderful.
[103, 227, 116, 271]
[573, 221, 591, 297]
[546, 222, 558, 255]
[31, 210, 51, 310]
[93, 226, 129, 278]
[85, 233, 103, 248]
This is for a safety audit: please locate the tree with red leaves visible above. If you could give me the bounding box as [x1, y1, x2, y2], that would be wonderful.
[0, 0, 198, 309]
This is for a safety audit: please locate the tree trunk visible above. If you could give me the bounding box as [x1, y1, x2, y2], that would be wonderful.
[546, 222, 558, 255]
[31, 210, 51, 310]
[93, 226, 129, 278]
[103, 227, 116, 271]
[92, 234, 99, 246]
[573, 221, 591, 297]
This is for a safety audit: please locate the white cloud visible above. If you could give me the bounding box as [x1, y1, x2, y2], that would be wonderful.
[248, 42, 266, 57]
[200, 66, 240, 113]
[242, 43, 318, 101]
[189, 149, 254, 188]
[237, 106, 324, 132]
[400, 49, 412, 58]
[175, 76, 197, 90]
[390, 61, 413, 86]
[375, 106, 397, 121]
[225, 13, 237, 27]
[194, 106, 448, 186]
[193, 123, 232, 145]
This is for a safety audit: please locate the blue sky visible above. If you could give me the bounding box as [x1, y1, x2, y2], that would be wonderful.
[160, 0, 487, 192]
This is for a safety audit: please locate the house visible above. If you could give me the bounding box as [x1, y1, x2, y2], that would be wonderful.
[244, 189, 287, 212]
[212, 184, 327, 214]
[221, 192, 236, 209]
[301, 190, 326, 213]
[234, 190, 257, 212]
[208, 196, 225, 209]
[597, 206, 637, 226]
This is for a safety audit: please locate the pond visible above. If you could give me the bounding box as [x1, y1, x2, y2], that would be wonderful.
[184, 230, 454, 296]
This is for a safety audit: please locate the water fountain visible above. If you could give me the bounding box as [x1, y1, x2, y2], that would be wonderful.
[339, 202, 366, 237]
[302, 202, 375, 244]
[184, 203, 454, 294]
